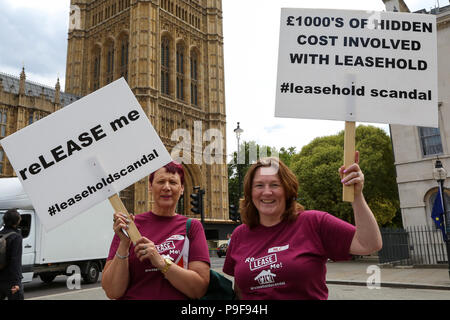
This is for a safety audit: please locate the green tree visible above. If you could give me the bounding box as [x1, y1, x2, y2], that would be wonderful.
[279, 146, 297, 167]
[291, 125, 400, 227]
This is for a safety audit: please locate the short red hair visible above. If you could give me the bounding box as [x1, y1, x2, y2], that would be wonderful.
[149, 161, 185, 185]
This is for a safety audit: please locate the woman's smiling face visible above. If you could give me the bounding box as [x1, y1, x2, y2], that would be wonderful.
[251, 166, 286, 225]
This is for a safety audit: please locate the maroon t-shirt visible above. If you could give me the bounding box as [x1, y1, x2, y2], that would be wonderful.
[107, 212, 210, 300]
[223, 210, 356, 300]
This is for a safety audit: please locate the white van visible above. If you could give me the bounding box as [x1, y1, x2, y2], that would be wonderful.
[0, 178, 115, 284]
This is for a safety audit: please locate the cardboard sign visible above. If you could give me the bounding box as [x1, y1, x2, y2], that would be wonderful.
[275, 9, 438, 127]
[1, 78, 172, 230]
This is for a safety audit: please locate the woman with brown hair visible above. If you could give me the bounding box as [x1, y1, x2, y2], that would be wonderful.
[223, 153, 382, 300]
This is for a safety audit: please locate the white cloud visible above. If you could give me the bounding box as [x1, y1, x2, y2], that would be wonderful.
[1, 0, 70, 13]
[0, 0, 69, 89]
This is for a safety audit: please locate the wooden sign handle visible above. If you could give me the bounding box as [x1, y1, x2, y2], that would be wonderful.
[108, 194, 142, 244]
[343, 121, 356, 202]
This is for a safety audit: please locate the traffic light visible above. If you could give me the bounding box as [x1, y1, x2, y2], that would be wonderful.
[190, 187, 205, 226]
[190, 192, 201, 215]
[229, 204, 239, 222]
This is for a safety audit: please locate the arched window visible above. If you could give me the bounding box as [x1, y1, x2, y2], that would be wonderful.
[28, 111, 34, 125]
[0, 149, 4, 175]
[190, 51, 198, 106]
[105, 41, 115, 84]
[176, 194, 185, 215]
[0, 109, 7, 137]
[120, 36, 129, 81]
[92, 47, 101, 91]
[119, 184, 135, 215]
[176, 43, 185, 101]
[161, 36, 170, 95]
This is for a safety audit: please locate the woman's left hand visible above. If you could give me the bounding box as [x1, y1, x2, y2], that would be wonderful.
[339, 151, 364, 196]
[134, 237, 165, 269]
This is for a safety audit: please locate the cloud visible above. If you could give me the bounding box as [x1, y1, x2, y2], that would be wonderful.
[405, 0, 447, 11]
[0, 2, 68, 85]
[264, 124, 284, 133]
[1, 0, 69, 13]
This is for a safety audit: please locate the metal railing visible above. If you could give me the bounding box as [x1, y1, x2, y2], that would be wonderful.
[379, 225, 448, 266]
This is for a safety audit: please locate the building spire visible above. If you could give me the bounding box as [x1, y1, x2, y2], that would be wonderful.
[55, 77, 61, 104]
[19, 67, 26, 95]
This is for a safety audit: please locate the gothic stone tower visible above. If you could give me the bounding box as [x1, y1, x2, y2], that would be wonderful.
[65, 0, 230, 235]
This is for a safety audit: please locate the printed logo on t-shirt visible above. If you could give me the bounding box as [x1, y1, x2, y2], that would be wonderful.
[156, 241, 176, 253]
[144, 235, 186, 273]
[145, 254, 174, 273]
[161, 254, 174, 261]
[248, 254, 277, 271]
[254, 269, 276, 285]
[245, 253, 286, 291]
[167, 234, 185, 241]
[268, 244, 289, 253]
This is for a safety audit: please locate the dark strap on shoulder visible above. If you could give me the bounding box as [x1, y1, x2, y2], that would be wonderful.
[186, 218, 192, 239]
[0, 232, 16, 239]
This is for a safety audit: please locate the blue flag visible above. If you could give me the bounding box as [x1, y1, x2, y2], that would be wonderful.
[431, 185, 448, 242]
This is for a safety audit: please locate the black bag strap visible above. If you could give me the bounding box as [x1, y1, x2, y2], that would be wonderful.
[186, 218, 192, 238]
[183, 218, 235, 300]
[0, 232, 16, 239]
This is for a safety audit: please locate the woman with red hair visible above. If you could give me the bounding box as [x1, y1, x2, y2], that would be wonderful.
[102, 162, 210, 300]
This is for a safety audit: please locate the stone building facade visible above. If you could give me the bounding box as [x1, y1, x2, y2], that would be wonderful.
[0, 69, 79, 178]
[65, 0, 231, 237]
[384, 0, 450, 229]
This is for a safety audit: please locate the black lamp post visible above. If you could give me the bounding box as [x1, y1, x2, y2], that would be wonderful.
[433, 159, 450, 278]
[234, 122, 244, 202]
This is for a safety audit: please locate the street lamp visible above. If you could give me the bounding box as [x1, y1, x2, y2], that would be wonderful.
[234, 122, 244, 204]
[433, 159, 447, 181]
[234, 122, 243, 140]
[433, 159, 450, 278]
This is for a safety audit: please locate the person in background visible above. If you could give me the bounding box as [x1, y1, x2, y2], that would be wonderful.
[0, 209, 24, 300]
[102, 161, 210, 300]
[223, 153, 382, 300]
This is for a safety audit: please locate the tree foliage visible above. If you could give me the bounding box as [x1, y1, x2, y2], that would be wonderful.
[227, 126, 400, 227]
[290, 125, 400, 227]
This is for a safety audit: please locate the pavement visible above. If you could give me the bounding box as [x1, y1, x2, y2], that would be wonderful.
[212, 256, 450, 291]
[324, 258, 450, 290]
[27, 257, 450, 300]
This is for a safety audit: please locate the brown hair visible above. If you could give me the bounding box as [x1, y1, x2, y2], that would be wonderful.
[240, 157, 304, 228]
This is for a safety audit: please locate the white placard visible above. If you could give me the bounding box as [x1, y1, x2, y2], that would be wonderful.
[1, 78, 172, 230]
[275, 8, 438, 127]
